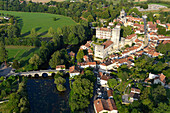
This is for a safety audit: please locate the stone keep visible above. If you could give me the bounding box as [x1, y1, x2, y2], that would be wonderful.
[111, 28, 120, 49]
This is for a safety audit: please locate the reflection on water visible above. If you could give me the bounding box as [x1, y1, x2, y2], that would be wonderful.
[26, 77, 70, 113]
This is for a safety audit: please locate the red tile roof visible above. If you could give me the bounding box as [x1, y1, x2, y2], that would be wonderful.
[149, 32, 157, 35]
[107, 89, 113, 97]
[126, 34, 136, 39]
[100, 27, 111, 32]
[69, 51, 75, 57]
[159, 73, 166, 83]
[102, 40, 113, 49]
[148, 21, 153, 25]
[56, 65, 65, 69]
[88, 49, 93, 55]
[69, 66, 80, 73]
[156, 20, 160, 24]
[94, 99, 117, 113]
[99, 72, 112, 81]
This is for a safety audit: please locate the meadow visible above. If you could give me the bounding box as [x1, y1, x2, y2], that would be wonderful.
[0, 11, 76, 37]
[6, 46, 39, 67]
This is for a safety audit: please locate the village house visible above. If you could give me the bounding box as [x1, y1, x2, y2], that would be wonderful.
[107, 89, 113, 99]
[69, 66, 80, 78]
[148, 24, 158, 33]
[77, 62, 96, 69]
[99, 60, 118, 71]
[148, 73, 166, 86]
[166, 24, 170, 31]
[69, 51, 75, 59]
[88, 49, 93, 56]
[94, 98, 118, 113]
[98, 72, 113, 87]
[129, 88, 141, 102]
[56, 65, 66, 71]
[124, 34, 137, 46]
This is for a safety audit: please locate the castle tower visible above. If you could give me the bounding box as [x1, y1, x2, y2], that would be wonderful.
[120, 9, 127, 23]
[111, 28, 120, 50]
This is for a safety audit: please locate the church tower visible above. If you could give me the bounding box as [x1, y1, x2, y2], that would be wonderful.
[120, 9, 127, 23]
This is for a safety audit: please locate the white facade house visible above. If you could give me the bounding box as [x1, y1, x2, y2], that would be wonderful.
[149, 73, 158, 79]
[69, 66, 80, 78]
[96, 27, 112, 39]
[70, 72, 80, 78]
[148, 73, 166, 86]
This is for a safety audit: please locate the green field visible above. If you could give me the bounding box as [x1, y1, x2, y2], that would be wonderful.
[0, 11, 76, 37]
[6, 46, 39, 67]
[148, 3, 170, 8]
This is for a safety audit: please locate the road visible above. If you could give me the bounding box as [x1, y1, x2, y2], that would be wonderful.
[87, 69, 98, 113]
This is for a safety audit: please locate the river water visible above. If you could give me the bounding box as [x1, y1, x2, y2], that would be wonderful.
[26, 77, 70, 113]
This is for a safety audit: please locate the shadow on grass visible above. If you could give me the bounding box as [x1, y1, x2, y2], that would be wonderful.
[35, 27, 41, 32]
[21, 31, 31, 37]
[55, 18, 60, 21]
[19, 48, 39, 67]
[16, 16, 23, 30]
[21, 27, 42, 37]
[8, 58, 14, 62]
[38, 30, 48, 37]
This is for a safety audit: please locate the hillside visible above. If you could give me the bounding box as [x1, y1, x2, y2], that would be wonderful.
[1, 11, 76, 37]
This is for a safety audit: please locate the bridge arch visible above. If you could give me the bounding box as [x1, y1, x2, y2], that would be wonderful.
[42, 73, 48, 77]
[28, 75, 32, 78]
[34, 74, 39, 78]
[51, 73, 56, 77]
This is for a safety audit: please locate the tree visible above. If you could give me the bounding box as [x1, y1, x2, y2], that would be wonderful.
[57, 27, 62, 36]
[9, 18, 14, 24]
[153, 102, 170, 113]
[87, 15, 94, 22]
[49, 51, 64, 68]
[53, 17, 56, 21]
[1, 90, 6, 97]
[121, 26, 133, 37]
[6, 25, 20, 38]
[12, 60, 20, 69]
[57, 84, 66, 92]
[30, 28, 37, 38]
[152, 85, 167, 104]
[76, 49, 84, 62]
[108, 79, 117, 89]
[0, 41, 8, 66]
[29, 54, 42, 69]
[83, 70, 96, 83]
[54, 76, 66, 85]
[69, 78, 93, 111]
[157, 26, 166, 35]
[101, 10, 110, 19]
[48, 27, 55, 36]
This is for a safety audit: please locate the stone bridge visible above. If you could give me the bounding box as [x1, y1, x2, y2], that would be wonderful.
[7, 69, 69, 77]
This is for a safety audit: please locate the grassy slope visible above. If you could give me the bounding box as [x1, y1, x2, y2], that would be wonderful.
[0, 11, 76, 37]
[6, 46, 39, 67]
[148, 3, 170, 8]
[25, 0, 66, 3]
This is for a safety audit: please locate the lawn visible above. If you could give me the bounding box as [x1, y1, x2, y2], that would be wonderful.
[6, 46, 39, 67]
[0, 11, 76, 37]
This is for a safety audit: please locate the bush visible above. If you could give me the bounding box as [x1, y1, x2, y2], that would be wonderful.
[57, 84, 66, 92]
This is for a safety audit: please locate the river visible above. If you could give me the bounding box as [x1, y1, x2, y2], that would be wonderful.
[26, 77, 70, 113]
